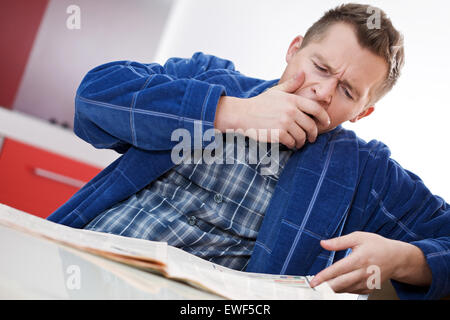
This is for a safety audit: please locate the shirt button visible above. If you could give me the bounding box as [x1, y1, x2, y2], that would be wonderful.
[187, 216, 197, 226]
[214, 193, 223, 203]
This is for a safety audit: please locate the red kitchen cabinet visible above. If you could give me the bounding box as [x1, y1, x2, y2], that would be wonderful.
[0, 137, 102, 218]
[0, 0, 49, 109]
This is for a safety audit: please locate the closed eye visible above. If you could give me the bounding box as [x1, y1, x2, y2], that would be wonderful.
[313, 62, 327, 73]
[342, 87, 354, 100]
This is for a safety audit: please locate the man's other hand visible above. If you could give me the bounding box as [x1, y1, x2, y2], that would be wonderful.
[309, 231, 432, 295]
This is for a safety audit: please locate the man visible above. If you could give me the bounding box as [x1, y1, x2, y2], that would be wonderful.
[47, 3, 449, 299]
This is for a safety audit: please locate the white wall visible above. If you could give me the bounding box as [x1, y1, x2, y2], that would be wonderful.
[13, 0, 174, 128]
[156, 0, 450, 201]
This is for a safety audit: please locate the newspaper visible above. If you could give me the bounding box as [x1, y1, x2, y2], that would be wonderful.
[0, 203, 358, 300]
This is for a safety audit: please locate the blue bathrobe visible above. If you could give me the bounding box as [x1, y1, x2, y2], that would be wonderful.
[47, 52, 450, 299]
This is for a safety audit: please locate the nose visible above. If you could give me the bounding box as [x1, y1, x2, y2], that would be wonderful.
[312, 78, 336, 105]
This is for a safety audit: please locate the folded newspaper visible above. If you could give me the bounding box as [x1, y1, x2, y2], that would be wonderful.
[0, 203, 358, 300]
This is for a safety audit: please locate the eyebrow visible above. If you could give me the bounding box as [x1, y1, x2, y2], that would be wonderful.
[312, 53, 361, 100]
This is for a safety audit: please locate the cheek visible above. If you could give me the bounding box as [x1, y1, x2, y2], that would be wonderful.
[290, 57, 313, 80]
[302, 64, 319, 82]
[327, 103, 356, 125]
[294, 67, 321, 95]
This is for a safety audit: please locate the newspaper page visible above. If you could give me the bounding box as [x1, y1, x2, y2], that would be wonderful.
[0, 204, 168, 274]
[0, 203, 358, 300]
[166, 245, 338, 299]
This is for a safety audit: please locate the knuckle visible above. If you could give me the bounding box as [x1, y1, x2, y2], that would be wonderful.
[295, 131, 306, 144]
[300, 99, 315, 114]
[306, 120, 317, 135]
[285, 106, 297, 117]
[361, 256, 370, 266]
[280, 131, 292, 145]
[354, 255, 364, 266]
[299, 130, 307, 140]
[296, 138, 307, 149]
[279, 116, 291, 128]
[286, 141, 295, 149]
[367, 257, 376, 266]
[310, 103, 322, 115]
[352, 231, 363, 237]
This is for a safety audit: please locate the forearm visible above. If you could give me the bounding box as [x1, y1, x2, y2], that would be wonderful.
[392, 240, 432, 287]
[77, 62, 226, 151]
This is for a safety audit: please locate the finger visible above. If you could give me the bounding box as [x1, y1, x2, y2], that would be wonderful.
[287, 122, 307, 149]
[334, 268, 375, 294]
[342, 282, 374, 295]
[293, 111, 318, 143]
[310, 253, 360, 288]
[279, 130, 297, 149]
[349, 288, 373, 295]
[320, 232, 362, 252]
[294, 96, 331, 128]
[275, 72, 305, 93]
[326, 268, 366, 293]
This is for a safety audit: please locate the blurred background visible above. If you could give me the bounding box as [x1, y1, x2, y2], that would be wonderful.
[0, 0, 449, 218]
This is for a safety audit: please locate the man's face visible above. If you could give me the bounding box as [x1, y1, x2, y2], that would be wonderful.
[279, 23, 388, 134]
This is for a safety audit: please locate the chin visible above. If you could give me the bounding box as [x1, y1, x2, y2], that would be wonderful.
[318, 125, 336, 135]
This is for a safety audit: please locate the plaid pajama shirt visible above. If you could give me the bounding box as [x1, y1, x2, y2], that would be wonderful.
[84, 136, 293, 270]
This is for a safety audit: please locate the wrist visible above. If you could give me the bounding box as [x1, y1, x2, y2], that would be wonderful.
[214, 96, 243, 132]
[392, 240, 432, 286]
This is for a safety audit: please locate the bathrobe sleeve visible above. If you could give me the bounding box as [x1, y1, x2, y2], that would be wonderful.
[357, 140, 450, 299]
[73, 52, 232, 153]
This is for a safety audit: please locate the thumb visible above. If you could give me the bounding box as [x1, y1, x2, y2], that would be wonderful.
[320, 233, 361, 251]
[276, 71, 305, 93]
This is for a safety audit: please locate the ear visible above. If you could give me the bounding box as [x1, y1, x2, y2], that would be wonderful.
[349, 106, 375, 123]
[286, 35, 304, 63]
